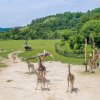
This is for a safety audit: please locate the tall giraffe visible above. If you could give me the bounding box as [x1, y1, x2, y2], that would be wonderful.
[91, 34, 97, 68]
[87, 35, 99, 71]
[94, 48, 100, 65]
[37, 50, 53, 78]
[67, 64, 75, 92]
[91, 35, 100, 68]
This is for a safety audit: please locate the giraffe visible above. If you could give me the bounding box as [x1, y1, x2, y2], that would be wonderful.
[87, 35, 99, 70]
[67, 64, 75, 92]
[37, 50, 53, 78]
[33, 68, 50, 90]
[11, 52, 16, 63]
[93, 48, 100, 67]
[38, 56, 46, 78]
[91, 34, 100, 68]
[87, 47, 100, 72]
[26, 59, 34, 73]
[88, 56, 95, 71]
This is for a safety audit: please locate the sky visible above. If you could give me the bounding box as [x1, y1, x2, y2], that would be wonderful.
[0, 0, 100, 27]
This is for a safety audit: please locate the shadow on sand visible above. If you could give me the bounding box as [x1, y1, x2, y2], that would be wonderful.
[72, 88, 79, 93]
[36, 87, 50, 91]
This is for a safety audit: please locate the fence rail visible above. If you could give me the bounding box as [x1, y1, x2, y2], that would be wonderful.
[55, 43, 84, 58]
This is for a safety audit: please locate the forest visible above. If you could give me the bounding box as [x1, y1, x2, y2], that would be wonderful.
[0, 8, 100, 48]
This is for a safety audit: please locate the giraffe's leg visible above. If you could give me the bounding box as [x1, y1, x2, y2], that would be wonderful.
[71, 81, 74, 92]
[43, 71, 46, 78]
[70, 81, 72, 92]
[91, 64, 94, 73]
[88, 64, 90, 70]
[90, 63, 93, 71]
[43, 81, 45, 89]
[28, 67, 30, 73]
[94, 61, 96, 68]
[47, 82, 48, 88]
[35, 79, 39, 90]
[41, 81, 43, 91]
[90, 63, 92, 70]
[91, 65, 93, 71]
[67, 80, 69, 92]
[31, 66, 34, 73]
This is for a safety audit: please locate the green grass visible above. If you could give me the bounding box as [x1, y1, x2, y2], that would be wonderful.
[0, 51, 10, 58]
[0, 40, 85, 64]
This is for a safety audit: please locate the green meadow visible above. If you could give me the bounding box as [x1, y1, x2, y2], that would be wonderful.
[0, 40, 85, 64]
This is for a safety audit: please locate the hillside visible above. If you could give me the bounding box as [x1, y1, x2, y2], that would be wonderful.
[0, 8, 100, 40]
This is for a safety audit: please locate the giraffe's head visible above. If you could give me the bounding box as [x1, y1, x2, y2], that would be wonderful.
[67, 64, 71, 69]
[68, 64, 70, 66]
[43, 50, 54, 58]
[89, 53, 92, 58]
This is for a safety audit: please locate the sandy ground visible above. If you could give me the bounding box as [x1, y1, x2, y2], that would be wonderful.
[0, 52, 100, 100]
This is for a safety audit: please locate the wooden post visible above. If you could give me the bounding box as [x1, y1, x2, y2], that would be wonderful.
[85, 38, 88, 72]
[91, 34, 95, 60]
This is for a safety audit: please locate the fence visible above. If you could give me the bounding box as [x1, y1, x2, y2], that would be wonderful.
[55, 43, 84, 58]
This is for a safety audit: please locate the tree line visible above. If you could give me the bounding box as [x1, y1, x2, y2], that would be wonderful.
[0, 8, 100, 47]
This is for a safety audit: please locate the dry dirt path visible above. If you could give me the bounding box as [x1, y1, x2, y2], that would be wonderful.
[0, 52, 100, 100]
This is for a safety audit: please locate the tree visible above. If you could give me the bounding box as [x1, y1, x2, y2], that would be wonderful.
[68, 35, 76, 49]
[81, 20, 100, 47]
[20, 27, 30, 39]
[61, 29, 72, 41]
[10, 27, 20, 39]
[91, 8, 100, 13]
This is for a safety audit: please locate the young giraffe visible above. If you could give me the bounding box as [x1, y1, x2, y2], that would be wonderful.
[88, 54, 96, 72]
[11, 52, 16, 63]
[67, 64, 75, 92]
[38, 56, 46, 78]
[33, 68, 49, 90]
[26, 59, 34, 73]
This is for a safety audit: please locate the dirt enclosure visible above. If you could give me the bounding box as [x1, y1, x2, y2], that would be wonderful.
[0, 52, 100, 100]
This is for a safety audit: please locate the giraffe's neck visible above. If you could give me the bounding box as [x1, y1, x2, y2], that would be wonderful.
[33, 68, 40, 77]
[68, 66, 71, 74]
[38, 57, 44, 68]
[26, 60, 30, 65]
